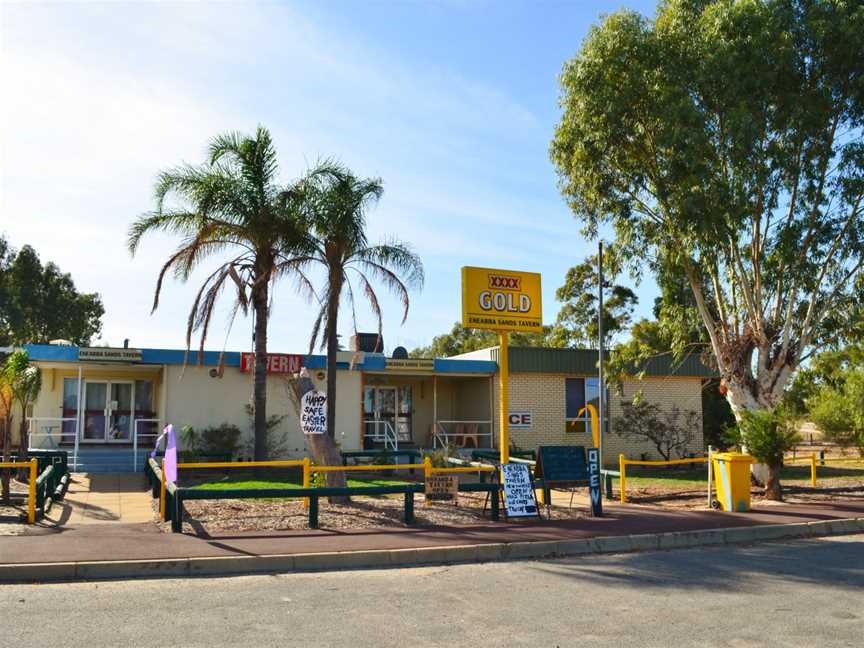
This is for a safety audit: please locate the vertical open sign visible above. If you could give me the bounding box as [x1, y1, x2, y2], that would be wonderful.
[588, 447, 602, 517]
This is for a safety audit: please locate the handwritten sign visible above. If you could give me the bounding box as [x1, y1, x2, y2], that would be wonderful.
[300, 390, 327, 435]
[502, 463, 539, 518]
[425, 475, 458, 502]
[587, 448, 602, 517]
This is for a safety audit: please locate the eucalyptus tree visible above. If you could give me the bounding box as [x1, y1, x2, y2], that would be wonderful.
[288, 165, 423, 469]
[552, 0, 864, 422]
[129, 127, 314, 460]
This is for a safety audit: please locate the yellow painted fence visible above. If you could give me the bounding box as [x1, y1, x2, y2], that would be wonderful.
[618, 454, 709, 504]
[0, 459, 38, 523]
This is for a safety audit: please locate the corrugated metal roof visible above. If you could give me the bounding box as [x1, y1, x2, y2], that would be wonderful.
[497, 346, 716, 378]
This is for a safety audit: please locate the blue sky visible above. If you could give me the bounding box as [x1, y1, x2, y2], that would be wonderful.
[1, 0, 658, 355]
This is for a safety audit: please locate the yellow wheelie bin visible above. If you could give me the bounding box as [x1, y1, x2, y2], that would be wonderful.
[712, 452, 754, 512]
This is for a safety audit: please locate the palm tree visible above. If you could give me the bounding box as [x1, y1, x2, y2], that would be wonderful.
[287, 165, 424, 470]
[129, 127, 314, 460]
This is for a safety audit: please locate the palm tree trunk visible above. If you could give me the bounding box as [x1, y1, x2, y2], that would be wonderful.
[252, 282, 269, 461]
[325, 267, 342, 441]
[1, 415, 12, 503]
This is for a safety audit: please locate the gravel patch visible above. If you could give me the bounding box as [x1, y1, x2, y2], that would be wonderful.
[152, 491, 591, 534]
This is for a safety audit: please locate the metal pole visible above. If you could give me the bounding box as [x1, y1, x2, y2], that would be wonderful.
[498, 332, 510, 466]
[74, 366, 82, 471]
[707, 445, 714, 508]
[598, 241, 604, 469]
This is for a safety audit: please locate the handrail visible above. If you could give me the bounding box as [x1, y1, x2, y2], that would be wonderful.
[133, 418, 160, 472]
[28, 417, 79, 470]
[363, 419, 399, 451]
[434, 420, 492, 449]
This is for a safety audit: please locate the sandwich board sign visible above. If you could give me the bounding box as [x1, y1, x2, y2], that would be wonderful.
[501, 462, 539, 518]
[300, 390, 327, 435]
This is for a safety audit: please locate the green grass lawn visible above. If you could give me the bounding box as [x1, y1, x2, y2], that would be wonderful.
[193, 476, 412, 491]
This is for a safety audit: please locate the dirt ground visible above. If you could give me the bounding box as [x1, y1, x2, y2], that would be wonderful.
[155, 490, 592, 534]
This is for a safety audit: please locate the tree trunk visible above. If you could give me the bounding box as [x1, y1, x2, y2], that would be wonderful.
[723, 369, 792, 487]
[252, 282, 270, 461]
[325, 266, 343, 441]
[1, 414, 12, 503]
[764, 462, 783, 501]
[289, 370, 348, 504]
[17, 410, 29, 482]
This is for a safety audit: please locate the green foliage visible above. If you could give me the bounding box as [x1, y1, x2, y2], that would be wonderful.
[702, 379, 735, 450]
[179, 424, 200, 457]
[783, 343, 864, 417]
[551, 0, 864, 407]
[410, 322, 553, 358]
[0, 236, 104, 346]
[242, 404, 289, 459]
[614, 397, 700, 460]
[726, 409, 801, 466]
[422, 446, 456, 469]
[548, 244, 638, 349]
[809, 369, 864, 455]
[198, 423, 243, 458]
[129, 126, 332, 459]
[287, 164, 424, 441]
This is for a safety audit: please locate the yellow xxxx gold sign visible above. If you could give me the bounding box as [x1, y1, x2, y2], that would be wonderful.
[461, 266, 543, 333]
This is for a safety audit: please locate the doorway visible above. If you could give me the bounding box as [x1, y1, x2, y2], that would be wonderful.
[81, 380, 134, 443]
[364, 385, 412, 445]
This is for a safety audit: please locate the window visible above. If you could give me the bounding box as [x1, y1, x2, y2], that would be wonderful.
[62, 378, 79, 436]
[565, 377, 602, 435]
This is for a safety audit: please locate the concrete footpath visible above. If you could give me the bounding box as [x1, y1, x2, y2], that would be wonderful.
[2, 499, 864, 582]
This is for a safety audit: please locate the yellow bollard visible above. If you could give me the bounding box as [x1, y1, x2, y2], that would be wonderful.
[810, 453, 817, 487]
[303, 457, 311, 510]
[160, 459, 167, 521]
[619, 454, 627, 503]
[28, 459, 37, 524]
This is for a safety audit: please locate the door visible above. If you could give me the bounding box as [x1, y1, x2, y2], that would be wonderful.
[82, 381, 108, 441]
[376, 387, 397, 442]
[108, 382, 133, 442]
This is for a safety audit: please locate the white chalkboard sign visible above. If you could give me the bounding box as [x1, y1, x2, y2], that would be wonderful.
[502, 463, 539, 518]
[300, 390, 327, 435]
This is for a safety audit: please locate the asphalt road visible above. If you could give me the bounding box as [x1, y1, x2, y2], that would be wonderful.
[2, 536, 863, 647]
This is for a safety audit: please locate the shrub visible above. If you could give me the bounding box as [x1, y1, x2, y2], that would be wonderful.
[809, 369, 864, 456]
[614, 398, 699, 460]
[199, 423, 243, 458]
[725, 409, 800, 500]
[242, 405, 289, 459]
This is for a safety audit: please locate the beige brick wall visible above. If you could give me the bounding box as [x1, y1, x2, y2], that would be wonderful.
[493, 372, 704, 467]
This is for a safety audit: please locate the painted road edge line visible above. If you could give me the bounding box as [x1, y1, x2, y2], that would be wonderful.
[2, 517, 864, 583]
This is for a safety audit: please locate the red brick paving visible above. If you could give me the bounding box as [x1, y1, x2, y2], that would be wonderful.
[2, 501, 863, 566]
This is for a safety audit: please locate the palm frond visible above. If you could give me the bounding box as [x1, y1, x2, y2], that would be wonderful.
[353, 269, 384, 336]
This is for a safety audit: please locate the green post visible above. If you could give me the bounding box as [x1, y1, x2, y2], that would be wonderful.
[309, 495, 319, 529]
[404, 491, 415, 525]
[491, 487, 500, 521]
[604, 473, 613, 499]
[172, 492, 183, 533]
[819, 450, 825, 466]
